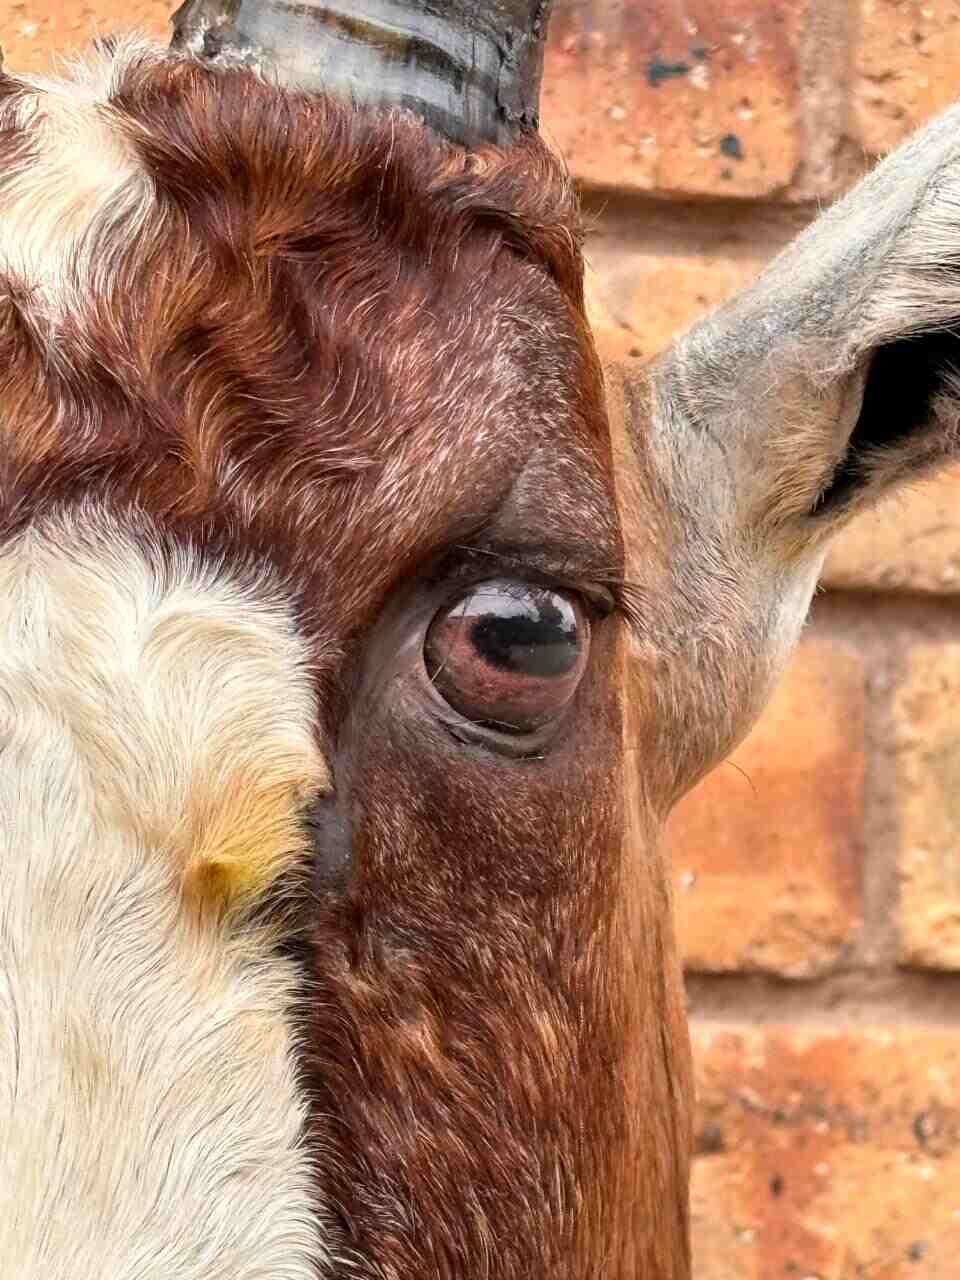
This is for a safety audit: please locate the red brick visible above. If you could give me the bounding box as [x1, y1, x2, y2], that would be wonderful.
[584, 201, 809, 363]
[822, 464, 960, 595]
[541, 0, 808, 198]
[666, 630, 865, 977]
[589, 221, 798, 367]
[691, 1023, 960, 1280]
[0, 0, 168, 74]
[893, 640, 960, 969]
[855, 0, 960, 156]
[586, 243, 770, 362]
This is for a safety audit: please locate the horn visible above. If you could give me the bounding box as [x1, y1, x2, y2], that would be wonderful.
[170, 0, 554, 147]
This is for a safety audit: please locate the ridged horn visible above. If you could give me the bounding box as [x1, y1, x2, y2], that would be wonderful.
[170, 0, 554, 146]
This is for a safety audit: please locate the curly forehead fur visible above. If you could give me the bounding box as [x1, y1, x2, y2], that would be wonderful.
[0, 40, 608, 684]
[0, 36, 588, 533]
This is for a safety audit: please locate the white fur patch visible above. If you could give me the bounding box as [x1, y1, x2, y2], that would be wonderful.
[0, 512, 332, 1278]
[0, 41, 156, 306]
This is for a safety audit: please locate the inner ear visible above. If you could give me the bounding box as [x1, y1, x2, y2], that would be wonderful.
[814, 329, 960, 514]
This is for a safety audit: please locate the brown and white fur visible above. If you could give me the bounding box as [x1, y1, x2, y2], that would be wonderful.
[3, 31, 960, 1280]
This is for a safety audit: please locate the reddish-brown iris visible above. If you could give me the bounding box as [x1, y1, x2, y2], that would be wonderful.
[424, 578, 590, 733]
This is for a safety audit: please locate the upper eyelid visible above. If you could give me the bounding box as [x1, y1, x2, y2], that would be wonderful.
[444, 546, 620, 617]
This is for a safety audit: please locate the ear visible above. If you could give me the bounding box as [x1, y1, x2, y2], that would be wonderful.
[645, 100, 960, 540]
[607, 101, 960, 795]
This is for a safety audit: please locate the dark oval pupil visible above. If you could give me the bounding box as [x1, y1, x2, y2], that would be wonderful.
[470, 601, 578, 678]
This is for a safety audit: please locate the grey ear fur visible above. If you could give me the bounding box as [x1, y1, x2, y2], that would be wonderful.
[653, 99, 960, 541]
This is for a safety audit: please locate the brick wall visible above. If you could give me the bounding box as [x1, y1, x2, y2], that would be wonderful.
[6, 1, 960, 1275]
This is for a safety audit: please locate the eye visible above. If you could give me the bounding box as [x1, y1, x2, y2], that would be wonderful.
[424, 578, 590, 734]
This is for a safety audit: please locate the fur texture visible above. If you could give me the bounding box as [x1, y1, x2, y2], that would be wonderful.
[0, 44, 154, 309]
[8, 24, 960, 1280]
[0, 512, 328, 1278]
[0, 38, 691, 1280]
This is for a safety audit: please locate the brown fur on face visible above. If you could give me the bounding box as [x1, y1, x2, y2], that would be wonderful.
[0, 41, 691, 1280]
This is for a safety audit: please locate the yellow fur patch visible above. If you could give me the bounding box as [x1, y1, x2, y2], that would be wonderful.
[0, 512, 330, 916]
[181, 776, 320, 912]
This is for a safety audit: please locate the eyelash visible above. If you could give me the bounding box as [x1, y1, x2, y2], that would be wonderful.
[434, 548, 620, 623]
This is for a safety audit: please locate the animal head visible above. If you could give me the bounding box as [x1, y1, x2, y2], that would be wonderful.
[1, 3, 959, 1278]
